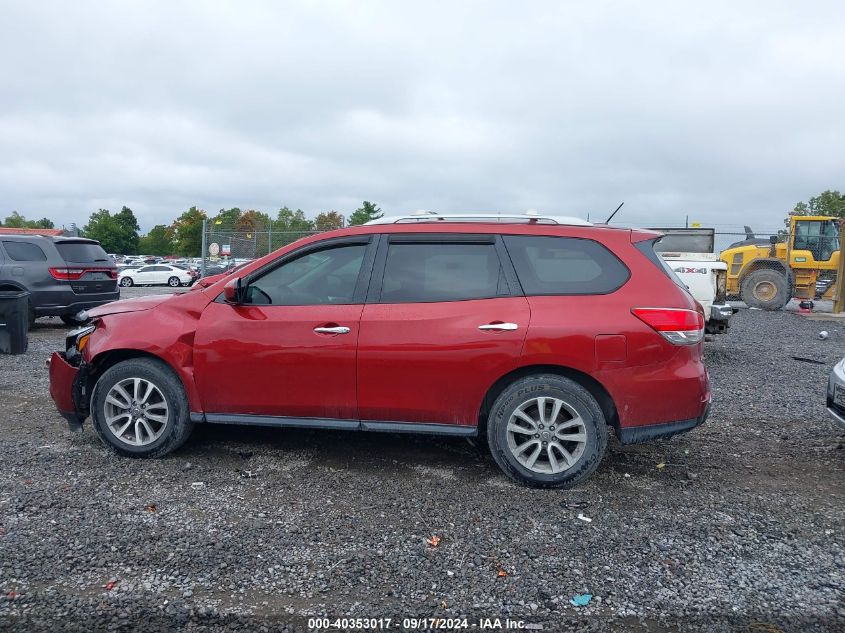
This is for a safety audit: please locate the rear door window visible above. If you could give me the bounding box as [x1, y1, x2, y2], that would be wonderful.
[55, 241, 110, 263]
[378, 240, 507, 303]
[503, 235, 629, 295]
[2, 241, 47, 262]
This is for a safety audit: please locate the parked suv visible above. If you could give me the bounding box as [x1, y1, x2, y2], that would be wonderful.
[48, 213, 710, 488]
[0, 235, 119, 326]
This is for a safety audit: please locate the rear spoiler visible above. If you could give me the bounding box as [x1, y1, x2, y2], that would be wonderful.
[629, 228, 663, 243]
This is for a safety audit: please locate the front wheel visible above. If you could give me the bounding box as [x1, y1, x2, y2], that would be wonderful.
[168, 276, 180, 287]
[740, 269, 790, 310]
[91, 358, 193, 457]
[487, 375, 607, 488]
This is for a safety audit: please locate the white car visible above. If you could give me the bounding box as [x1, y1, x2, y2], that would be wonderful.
[827, 357, 845, 430]
[118, 264, 193, 288]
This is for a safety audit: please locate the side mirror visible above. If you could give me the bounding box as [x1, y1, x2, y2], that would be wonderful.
[223, 278, 243, 304]
[769, 235, 778, 244]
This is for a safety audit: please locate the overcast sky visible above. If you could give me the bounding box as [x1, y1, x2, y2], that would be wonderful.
[2, 1, 844, 235]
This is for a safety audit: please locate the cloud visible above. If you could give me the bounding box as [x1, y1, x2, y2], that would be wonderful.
[1, 0, 844, 235]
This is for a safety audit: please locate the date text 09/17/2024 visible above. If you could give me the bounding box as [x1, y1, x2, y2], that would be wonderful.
[307, 617, 539, 630]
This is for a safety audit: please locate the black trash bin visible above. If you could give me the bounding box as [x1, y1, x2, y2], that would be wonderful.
[0, 289, 30, 355]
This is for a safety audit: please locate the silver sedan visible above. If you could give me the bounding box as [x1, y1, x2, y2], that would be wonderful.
[827, 357, 845, 429]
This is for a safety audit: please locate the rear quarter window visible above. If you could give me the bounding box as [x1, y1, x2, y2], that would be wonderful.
[55, 242, 110, 263]
[2, 241, 47, 262]
[503, 235, 629, 295]
[635, 239, 688, 289]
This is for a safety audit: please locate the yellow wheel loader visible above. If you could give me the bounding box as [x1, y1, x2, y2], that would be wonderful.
[720, 216, 840, 310]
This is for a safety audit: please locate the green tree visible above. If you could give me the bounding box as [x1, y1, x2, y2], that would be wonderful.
[791, 190, 845, 219]
[276, 206, 314, 232]
[30, 217, 55, 229]
[114, 206, 140, 254]
[314, 210, 344, 231]
[347, 201, 383, 226]
[83, 207, 140, 254]
[83, 209, 121, 252]
[210, 207, 242, 231]
[138, 225, 174, 256]
[171, 206, 206, 257]
[2, 211, 28, 228]
[1, 211, 54, 229]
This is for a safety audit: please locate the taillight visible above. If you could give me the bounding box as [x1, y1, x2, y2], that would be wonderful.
[49, 267, 85, 280]
[49, 267, 118, 281]
[632, 307, 704, 345]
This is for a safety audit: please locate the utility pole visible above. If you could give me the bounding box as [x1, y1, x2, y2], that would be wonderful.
[834, 221, 845, 313]
[200, 216, 207, 278]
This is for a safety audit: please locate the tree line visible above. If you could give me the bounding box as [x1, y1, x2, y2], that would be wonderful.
[0, 202, 383, 256]
[790, 190, 845, 219]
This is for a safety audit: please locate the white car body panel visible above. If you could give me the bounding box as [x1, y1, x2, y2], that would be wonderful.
[659, 252, 727, 319]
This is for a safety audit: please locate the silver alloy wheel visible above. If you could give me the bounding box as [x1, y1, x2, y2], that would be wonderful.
[168, 277, 180, 287]
[104, 377, 169, 446]
[506, 396, 588, 474]
[120, 277, 132, 287]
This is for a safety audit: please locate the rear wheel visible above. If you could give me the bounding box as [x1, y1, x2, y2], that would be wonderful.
[91, 358, 193, 457]
[487, 375, 607, 488]
[740, 269, 790, 310]
[120, 277, 133, 287]
[168, 276, 180, 287]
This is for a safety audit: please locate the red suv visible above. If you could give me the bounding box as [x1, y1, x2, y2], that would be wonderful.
[48, 213, 710, 488]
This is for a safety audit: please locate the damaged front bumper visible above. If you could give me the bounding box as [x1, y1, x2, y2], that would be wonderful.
[47, 351, 89, 432]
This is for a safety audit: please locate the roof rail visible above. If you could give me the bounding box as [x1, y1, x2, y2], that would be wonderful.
[365, 210, 592, 226]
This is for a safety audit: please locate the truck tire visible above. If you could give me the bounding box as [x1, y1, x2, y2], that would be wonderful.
[740, 269, 790, 310]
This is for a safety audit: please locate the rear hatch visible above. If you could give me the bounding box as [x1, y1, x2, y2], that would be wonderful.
[52, 239, 118, 294]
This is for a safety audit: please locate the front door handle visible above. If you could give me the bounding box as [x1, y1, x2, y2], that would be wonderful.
[314, 326, 350, 335]
[478, 322, 519, 331]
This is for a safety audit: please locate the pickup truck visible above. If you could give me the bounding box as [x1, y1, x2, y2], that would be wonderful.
[651, 228, 735, 335]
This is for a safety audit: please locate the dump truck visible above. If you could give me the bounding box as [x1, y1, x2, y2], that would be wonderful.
[720, 215, 841, 310]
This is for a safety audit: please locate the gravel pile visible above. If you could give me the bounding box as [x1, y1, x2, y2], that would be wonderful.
[1, 302, 843, 632]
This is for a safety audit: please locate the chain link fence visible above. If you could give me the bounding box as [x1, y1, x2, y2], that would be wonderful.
[197, 221, 841, 301]
[201, 228, 320, 273]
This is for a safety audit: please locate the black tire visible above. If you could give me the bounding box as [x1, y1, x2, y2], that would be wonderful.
[167, 276, 180, 287]
[740, 269, 790, 310]
[91, 357, 193, 458]
[487, 375, 608, 489]
[61, 314, 85, 326]
[120, 277, 133, 287]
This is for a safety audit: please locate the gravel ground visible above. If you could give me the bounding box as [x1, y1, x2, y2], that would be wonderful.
[1, 290, 843, 632]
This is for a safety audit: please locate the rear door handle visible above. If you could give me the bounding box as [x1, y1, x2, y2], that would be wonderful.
[478, 322, 519, 331]
[314, 326, 350, 335]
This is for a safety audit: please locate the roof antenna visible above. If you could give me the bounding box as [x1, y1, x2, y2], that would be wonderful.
[605, 202, 624, 224]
